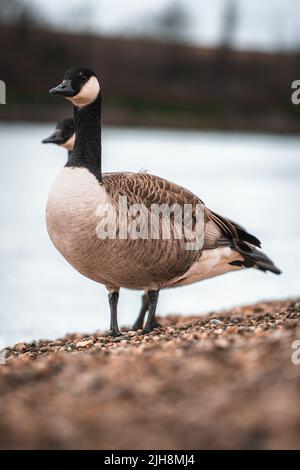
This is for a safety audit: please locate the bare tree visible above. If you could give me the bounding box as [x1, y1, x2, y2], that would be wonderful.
[155, 1, 191, 42]
[0, 0, 43, 27]
[135, 1, 192, 43]
[62, 0, 100, 34]
[220, 0, 239, 49]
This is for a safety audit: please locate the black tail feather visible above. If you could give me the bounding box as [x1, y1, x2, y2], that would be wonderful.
[213, 212, 261, 248]
[211, 211, 280, 275]
[234, 226, 261, 248]
[231, 246, 282, 275]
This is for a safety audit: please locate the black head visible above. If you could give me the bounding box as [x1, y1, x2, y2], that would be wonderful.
[42, 118, 75, 147]
[49, 67, 100, 106]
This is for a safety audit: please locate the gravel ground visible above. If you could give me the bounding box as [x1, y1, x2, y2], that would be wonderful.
[1, 299, 300, 450]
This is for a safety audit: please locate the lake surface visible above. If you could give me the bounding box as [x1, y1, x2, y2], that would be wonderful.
[0, 124, 299, 346]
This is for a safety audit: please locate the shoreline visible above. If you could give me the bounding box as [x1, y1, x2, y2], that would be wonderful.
[1, 298, 300, 449]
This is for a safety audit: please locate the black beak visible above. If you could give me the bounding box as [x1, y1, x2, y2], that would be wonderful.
[42, 129, 64, 145]
[49, 79, 75, 97]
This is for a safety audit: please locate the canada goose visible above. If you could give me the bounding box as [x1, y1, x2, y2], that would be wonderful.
[47, 66, 281, 336]
[42, 117, 160, 330]
[42, 118, 75, 157]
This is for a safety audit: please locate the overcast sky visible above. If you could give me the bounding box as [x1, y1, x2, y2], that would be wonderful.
[27, 0, 300, 51]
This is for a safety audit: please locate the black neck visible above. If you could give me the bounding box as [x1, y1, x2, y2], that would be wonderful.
[66, 93, 102, 182]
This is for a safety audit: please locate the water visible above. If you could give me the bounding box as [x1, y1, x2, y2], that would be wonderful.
[0, 123, 299, 346]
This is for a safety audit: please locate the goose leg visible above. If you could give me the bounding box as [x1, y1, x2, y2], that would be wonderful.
[143, 290, 160, 334]
[132, 294, 149, 330]
[133, 293, 162, 330]
[108, 290, 122, 337]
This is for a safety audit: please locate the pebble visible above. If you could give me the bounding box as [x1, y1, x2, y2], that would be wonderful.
[215, 338, 229, 348]
[18, 355, 31, 363]
[4, 300, 299, 370]
[215, 328, 224, 335]
[166, 327, 175, 334]
[75, 340, 94, 349]
[111, 337, 123, 343]
[210, 319, 223, 325]
[255, 328, 266, 336]
[226, 326, 237, 334]
[15, 343, 27, 353]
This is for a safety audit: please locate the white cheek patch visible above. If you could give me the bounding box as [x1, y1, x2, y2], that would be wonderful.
[61, 133, 75, 151]
[67, 76, 100, 107]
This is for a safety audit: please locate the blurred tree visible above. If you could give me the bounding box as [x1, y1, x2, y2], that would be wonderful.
[154, 1, 191, 43]
[0, 0, 43, 27]
[216, 0, 239, 119]
[61, 0, 100, 34]
[135, 1, 192, 44]
[220, 0, 238, 49]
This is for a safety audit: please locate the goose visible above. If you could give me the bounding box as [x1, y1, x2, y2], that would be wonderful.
[42, 118, 75, 156]
[47, 66, 281, 336]
[42, 117, 160, 330]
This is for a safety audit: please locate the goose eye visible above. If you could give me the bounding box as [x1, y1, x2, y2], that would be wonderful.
[80, 74, 88, 82]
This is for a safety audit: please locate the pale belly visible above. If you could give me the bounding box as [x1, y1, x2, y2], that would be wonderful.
[46, 168, 200, 290]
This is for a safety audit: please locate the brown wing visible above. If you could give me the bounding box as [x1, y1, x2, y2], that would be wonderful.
[103, 171, 203, 210]
[103, 172, 280, 276]
[104, 172, 259, 251]
[102, 172, 205, 282]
